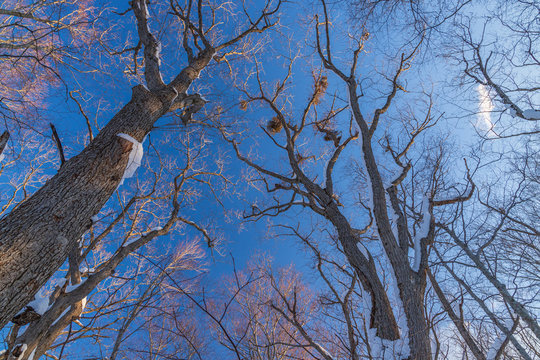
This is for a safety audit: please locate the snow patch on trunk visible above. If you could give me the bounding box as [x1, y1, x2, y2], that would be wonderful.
[27, 291, 50, 315]
[51, 307, 70, 326]
[66, 278, 85, 293]
[16, 344, 27, 360]
[123, 226, 163, 247]
[360, 271, 410, 359]
[486, 318, 514, 360]
[116, 133, 145, 185]
[486, 334, 505, 360]
[314, 342, 335, 359]
[386, 192, 399, 241]
[27, 348, 36, 360]
[357, 242, 369, 258]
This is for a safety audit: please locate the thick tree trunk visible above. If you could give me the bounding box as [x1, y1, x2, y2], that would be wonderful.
[0, 48, 213, 328]
[0, 130, 9, 157]
[334, 218, 400, 340]
[346, 81, 433, 358]
[400, 274, 431, 360]
[0, 85, 173, 328]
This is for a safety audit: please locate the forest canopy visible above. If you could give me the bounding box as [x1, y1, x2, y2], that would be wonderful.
[0, 0, 538, 359]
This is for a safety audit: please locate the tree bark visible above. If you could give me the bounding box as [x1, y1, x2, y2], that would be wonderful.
[328, 206, 400, 340]
[0, 49, 213, 328]
[0, 130, 9, 157]
[399, 273, 431, 360]
[347, 81, 433, 359]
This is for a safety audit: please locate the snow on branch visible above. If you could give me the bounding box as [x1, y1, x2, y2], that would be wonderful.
[116, 133, 145, 185]
[123, 226, 163, 247]
[26, 293, 49, 315]
[0, 130, 9, 162]
[522, 109, 540, 120]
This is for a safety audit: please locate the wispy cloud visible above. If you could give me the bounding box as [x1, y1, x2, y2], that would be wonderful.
[476, 84, 496, 136]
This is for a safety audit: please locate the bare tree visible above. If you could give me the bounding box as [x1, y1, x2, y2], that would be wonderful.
[0, 0, 101, 135]
[1, 122, 228, 359]
[447, 0, 539, 138]
[0, 0, 282, 334]
[214, 0, 484, 357]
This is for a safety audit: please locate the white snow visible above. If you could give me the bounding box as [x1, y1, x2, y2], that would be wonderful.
[123, 226, 163, 247]
[358, 268, 410, 359]
[81, 297, 87, 311]
[91, 215, 99, 223]
[522, 109, 540, 120]
[486, 334, 504, 360]
[386, 192, 399, 241]
[116, 133, 145, 185]
[156, 42, 162, 66]
[27, 291, 49, 315]
[27, 348, 36, 360]
[314, 342, 335, 359]
[123, 236, 139, 247]
[143, 2, 150, 18]
[66, 278, 85, 293]
[123, 237, 140, 247]
[51, 307, 70, 327]
[0, 153, 4, 162]
[487, 318, 515, 360]
[357, 242, 369, 258]
[369, 241, 411, 359]
[412, 196, 430, 272]
[16, 344, 27, 360]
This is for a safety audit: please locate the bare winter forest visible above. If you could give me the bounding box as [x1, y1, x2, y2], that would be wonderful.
[0, 0, 538, 359]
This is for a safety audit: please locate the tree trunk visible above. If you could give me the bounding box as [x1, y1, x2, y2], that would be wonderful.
[329, 207, 400, 340]
[0, 130, 9, 157]
[0, 85, 173, 328]
[400, 273, 431, 360]
[0, 48, 214, 328]
[427, 269, 486, 360]
[340, 233, 401, 340]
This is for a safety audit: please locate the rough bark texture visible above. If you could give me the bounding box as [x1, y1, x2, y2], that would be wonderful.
[0, 86, 165, 328]
[399, 273, 431, 360]
[328, 206, 401, 340]
[0, 48, 213, 329]
[0, 130, 9, 156]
